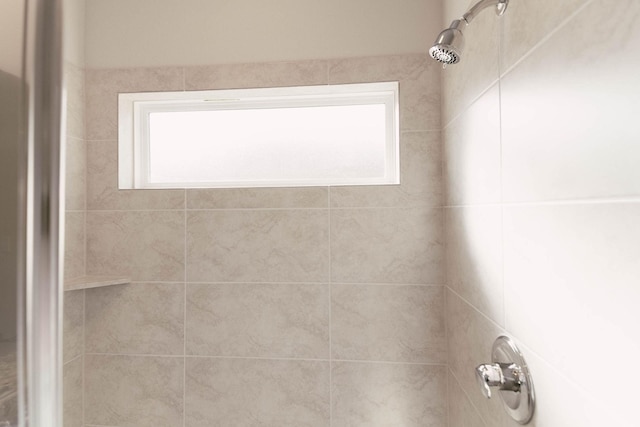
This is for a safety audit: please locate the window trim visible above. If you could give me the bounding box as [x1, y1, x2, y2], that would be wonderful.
[118, 82, 399, 189]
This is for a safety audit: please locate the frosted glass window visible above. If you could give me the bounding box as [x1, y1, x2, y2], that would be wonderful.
[118, 82, 398, 189]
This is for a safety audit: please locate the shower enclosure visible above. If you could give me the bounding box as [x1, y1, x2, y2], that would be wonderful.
[0, 0, 65, 426]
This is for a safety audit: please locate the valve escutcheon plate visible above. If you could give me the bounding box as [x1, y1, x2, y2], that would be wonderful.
[492, 336, 535, 424]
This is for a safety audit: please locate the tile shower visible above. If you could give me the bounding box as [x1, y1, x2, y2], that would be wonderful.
[62, 0, 640, 426]
[63, 54, 447, 427]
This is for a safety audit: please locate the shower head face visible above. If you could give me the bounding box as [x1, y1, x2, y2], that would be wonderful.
[429, 26, 465, 65]
[429, 43, 460, 65]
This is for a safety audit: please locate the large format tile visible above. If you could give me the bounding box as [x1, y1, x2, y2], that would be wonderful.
[331, 284, 445, 363]
[85, 282, 184, 355]
[503, 202, 640, 422]
[448, 371, 486, 427]
[331, 361, 446, 427]
[186, 283, 329, 359]
[86, 211, 185, 282]
[441, 11, 499, 125]
[443, 85, 501, 206]
[85, 354, 184, 427]
[331, 207, 443, 284]
[64, 212, 85, 280]
[63, 289, 84, 363]
[446, 294, 630, 426]
[328, 54, 440, 131]
[63, 356, 83, 427]
[330, 131, 442, 208]
[187, 187, 328, 209]
[184, 60, 327, 90]
[185, 357, 329, 427]
[87, 140, 185, 210]
[85, 67, 183, 140]
[445, 206, 503, 325]
[517, 348, 632, 427]
[187, 210, 329, 283]
[501, 0, 587, 72]
[446, 289, 508, 427]
[501, 0, 640, 201]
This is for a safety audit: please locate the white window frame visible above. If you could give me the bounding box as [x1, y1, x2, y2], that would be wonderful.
[118, 82, 399, 189]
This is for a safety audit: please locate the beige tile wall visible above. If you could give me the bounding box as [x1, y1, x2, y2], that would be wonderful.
[443, 0, 640, 425]
[82, 54, 445, 427]
[63, 59, 86, 427]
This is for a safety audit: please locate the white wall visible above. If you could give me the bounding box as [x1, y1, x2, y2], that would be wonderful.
[64, 0, 86, 66]
[85, 0, 442, 68]
[443, 0, 640, 426]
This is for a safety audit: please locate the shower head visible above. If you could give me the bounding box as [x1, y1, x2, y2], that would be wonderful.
[429, 0, 508, 66]
[429, 20, 465, 65]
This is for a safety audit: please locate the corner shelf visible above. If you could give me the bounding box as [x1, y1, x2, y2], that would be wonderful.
[64, 275, 130, 292]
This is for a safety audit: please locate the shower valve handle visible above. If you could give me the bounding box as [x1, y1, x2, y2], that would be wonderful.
[475, 362, 522, 399]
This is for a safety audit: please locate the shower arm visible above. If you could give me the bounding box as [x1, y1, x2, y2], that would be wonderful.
[429, 0, 508, 65]
[460, 0, 508, 25]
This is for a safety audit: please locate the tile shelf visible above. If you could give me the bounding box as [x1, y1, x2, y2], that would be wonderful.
[64, 275, 130, 292]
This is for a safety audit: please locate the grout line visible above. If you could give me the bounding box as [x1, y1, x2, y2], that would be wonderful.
[440, 61, 451, 427]
[183, 188, 187, 427]
[499, 0, 597, 79]
[330, 282, 445, 288]
[65, 134, 85, 142]
[497, 33, 507, 331]
[401, 129, 441, 134]
[326, 61, 330, 85]
[445, 356, 450, 427]
[85, 138, 118, 143]
[448, 368, 490, 427]
[82, 61, 88, 288]
[507, 336, 624, 420]
[443, 196, 640, 209]
[446, 286, 505, 332]
[84, 200, 640, 214]
[86, 207, 328, 212]
[126, 280, 446, 287]
[443, 276, 450, 427]
[447, 284, 617, 416]
[327, 190, 333, 427]
[332, 359, 447, 367]
[63, 352, 83, 366]
[87, 205, 445, 212]
[82, 289, 86, 427]
[441, 79, 500, 131]
[81, 352, 447, 366]
[443, 0, 596, 130]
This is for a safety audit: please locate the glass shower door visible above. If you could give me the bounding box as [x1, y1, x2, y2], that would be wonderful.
[0, 1, 28, 424]
[1, 0, 64, 426]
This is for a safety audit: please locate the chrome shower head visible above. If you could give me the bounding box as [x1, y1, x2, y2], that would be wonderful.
[429, 21, 465, 65]
[429, 0, 508, 66]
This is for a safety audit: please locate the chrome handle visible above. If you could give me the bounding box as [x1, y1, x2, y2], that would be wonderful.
[475, 362, 522, 399]
[476, 336, 535, 424]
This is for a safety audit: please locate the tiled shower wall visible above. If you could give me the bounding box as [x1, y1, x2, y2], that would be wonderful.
[63, 1, 89, 425]
[63, 59, 87, 427]
[443, 0, 640, 426]
[80, 54, 447, 426]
